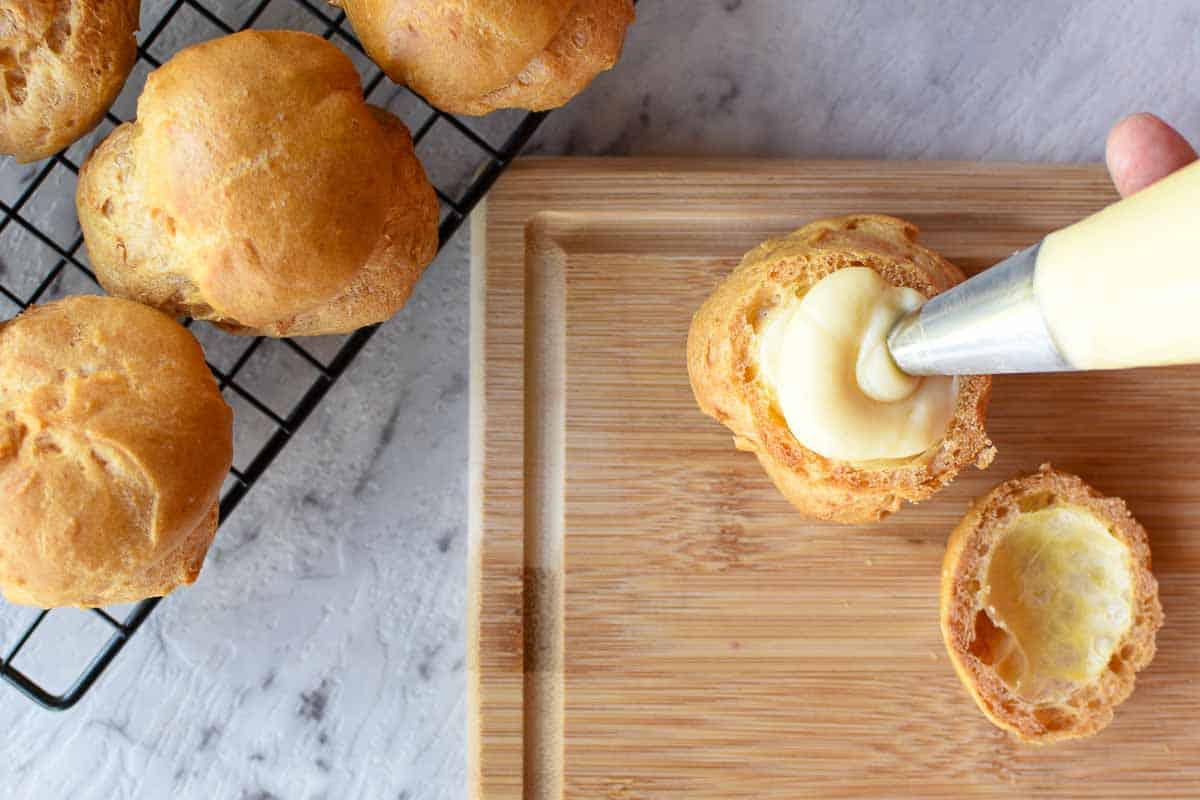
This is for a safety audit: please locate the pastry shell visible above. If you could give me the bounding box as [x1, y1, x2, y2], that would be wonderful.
[940, 465, 1163, 742]
[686, 215, 994, 523]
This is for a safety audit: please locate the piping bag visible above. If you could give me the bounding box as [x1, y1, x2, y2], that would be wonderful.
[888, 160, 1200, 377]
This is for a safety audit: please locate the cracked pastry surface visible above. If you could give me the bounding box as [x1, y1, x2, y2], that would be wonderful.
[940, 465, 1162, 743]
[76, 30, 438, 338]
[0, 296, 232, 608]
[0, 0, 140, 162]
[686, 215, 994, 523]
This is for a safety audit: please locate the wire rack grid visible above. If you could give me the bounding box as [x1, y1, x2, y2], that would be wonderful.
[0, 0, 546, 709]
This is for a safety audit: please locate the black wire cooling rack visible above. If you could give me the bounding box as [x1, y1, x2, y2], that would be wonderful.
[0, 0, 547, 709]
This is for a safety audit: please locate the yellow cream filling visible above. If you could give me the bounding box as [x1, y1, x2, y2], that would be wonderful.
[754, 267, 957, 462]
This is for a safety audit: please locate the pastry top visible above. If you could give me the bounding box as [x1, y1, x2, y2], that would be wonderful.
[0, 296, 233, 608]
[0, 0, 140, 162]
[940, 465, 1162, 743]
[687, 215, 994, 523]
[76, 29, 438, 337]
[333, 0, 634, 114]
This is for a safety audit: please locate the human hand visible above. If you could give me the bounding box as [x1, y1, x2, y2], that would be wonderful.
[1105, 113, 1197, 197]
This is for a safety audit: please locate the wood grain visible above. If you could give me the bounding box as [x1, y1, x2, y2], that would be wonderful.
[470, 159, 1200, 799]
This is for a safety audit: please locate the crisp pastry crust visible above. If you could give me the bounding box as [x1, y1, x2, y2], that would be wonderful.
[330, 0, 635, 115]
[76, 30, 438, 338]
[0, 0, 140, 162]
[940, 465, 1162, 743]
[686, 215, 994, 523]
[0, 296, 233, 608]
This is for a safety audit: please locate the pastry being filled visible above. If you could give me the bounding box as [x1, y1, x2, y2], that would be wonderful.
[940, 466, 1162, 742]
[687, 215, 994, 523]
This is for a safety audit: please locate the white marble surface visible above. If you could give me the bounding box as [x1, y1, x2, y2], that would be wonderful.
[1, 1, 1199, 798]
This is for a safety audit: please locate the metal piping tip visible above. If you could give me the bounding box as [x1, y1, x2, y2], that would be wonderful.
[886, 243, 1075, 376]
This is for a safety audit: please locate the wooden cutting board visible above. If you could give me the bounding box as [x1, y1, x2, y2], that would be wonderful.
[469, 159, 1200, 799]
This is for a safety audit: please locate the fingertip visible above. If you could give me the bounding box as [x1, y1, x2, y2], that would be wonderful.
[1105, 113, 1160, 166]
[1106, 113, 1198, 197]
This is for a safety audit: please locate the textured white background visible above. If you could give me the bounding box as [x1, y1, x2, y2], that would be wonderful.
[1, 2, 1198, 799]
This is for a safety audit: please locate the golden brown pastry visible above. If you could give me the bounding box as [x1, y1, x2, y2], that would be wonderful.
[0, 0, 140, 163]
[687, 215, 994, 523]
[331, 0, 635, 115]
[76, 30, 438, 338]
[940, 466, 1162, 743]
[0, 296, 233, 608]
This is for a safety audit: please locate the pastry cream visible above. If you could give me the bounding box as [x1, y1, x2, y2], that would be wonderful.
[1035, 158, 1200, 370]
[979, 505, 1134, 703]
[755, 268, 957, 461]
